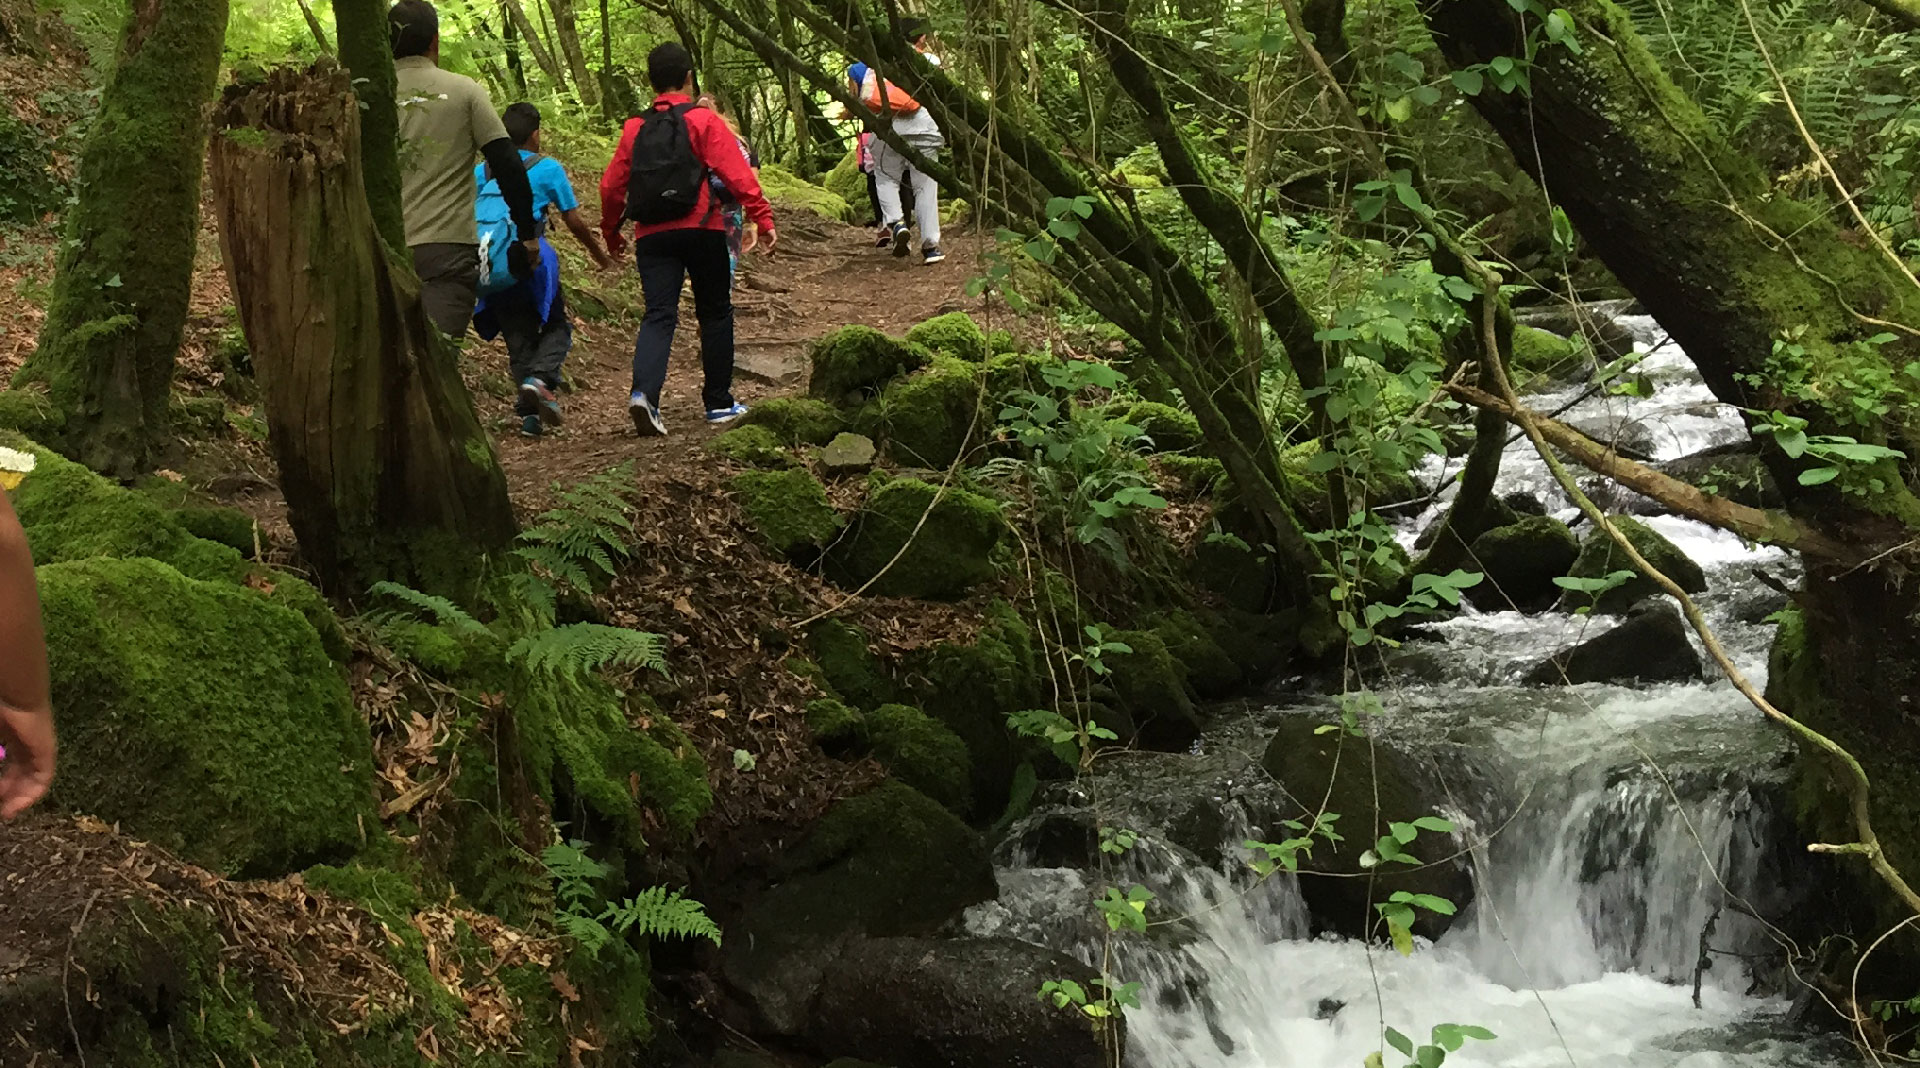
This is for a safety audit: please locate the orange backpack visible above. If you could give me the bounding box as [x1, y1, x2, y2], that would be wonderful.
[861, 70, 922, 115]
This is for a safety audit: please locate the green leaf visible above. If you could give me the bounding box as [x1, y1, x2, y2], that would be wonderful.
[1386, 1027, 1415, 1057]
[1385, 96, 1413, 122]
[1798, 466, 1840, 486]
[1451, 69, 1485, 95]
[1490, 55, 1515, 75]
[1413, 815, 1455, 832]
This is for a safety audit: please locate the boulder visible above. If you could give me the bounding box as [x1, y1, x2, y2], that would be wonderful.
[865, 703, 973, 813]
[1112, 400, 1203, 453]
[905, 312, 989, 362]
[1149, 608, 1243, 698]
[1098, 629, 1200, 751]
[810, 936, 1116, 1068]
[825, 478, 1004, 600]
[1513, 300, 1637, 359]
[39, 557, 376, 876]
[1503, 491, 1547, 516]
[1413, 493, 1520, 552]
[1158, 454, 1226, 495]
[1509, 324, 1584, 380]
[731, 468, 842, 561]
[709, 424, 795, 467]
[855, 357, 986, 468]
[902, 604, 1046, 815]
[807, 618, 897, 711]
[1467, 516, 1579, 610]
[721, 782, 997, 1035]
[737, 396, 846, 447]
[809, 326, 930, 405]
[817, 431, 879, 473]
[1559, 515, 1707, 613]
[757, 163, 858, 223]
[822, 148, 870, 219]
[1261, 717, 1472, 939]
[1525, 599, 1704, 685]
[1657, 443, 1781, 509]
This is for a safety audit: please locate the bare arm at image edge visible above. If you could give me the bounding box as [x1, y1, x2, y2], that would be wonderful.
[0, 487, 52, 820]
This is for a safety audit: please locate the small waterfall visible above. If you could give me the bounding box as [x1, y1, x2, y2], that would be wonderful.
[967, 315, 1857, 1067]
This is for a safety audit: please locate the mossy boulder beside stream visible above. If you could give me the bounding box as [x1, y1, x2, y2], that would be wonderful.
[1469, 515, 1580, 610]
[826, 478, 1004, 600]
[1559, 515, 1707, 613]
[40, 556, 374, 876]
[904, 312, 988, 362]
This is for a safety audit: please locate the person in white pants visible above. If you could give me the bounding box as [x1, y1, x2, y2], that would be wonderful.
[874, 137, 942, 264]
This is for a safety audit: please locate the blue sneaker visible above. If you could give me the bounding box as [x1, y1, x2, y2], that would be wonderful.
[519, 378, 562, 427]
[629, 392, 666, 437]
[705, 402, 749, 425]
[519, 414, 543, 438]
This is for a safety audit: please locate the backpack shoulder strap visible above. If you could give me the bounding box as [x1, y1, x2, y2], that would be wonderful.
[522, 153, 548, 171]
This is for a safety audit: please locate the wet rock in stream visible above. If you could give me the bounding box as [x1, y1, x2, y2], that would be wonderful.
[1525, 600, 1705, 685]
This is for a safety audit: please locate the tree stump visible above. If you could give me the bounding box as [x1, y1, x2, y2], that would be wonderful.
[209, 61, 517, 601]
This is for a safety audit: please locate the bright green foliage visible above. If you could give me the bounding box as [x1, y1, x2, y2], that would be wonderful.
[1561, 515, 1706, 613]
[731, 468, 843, 558]
[756, 163, 857, 222]
[855, 356, 986, 468]
[40, 556, 375, 876]
[543, 841, 721, 959]
[822, 147, 869, 212]
[825, 477, 1005, 600]
[808, 325, 931, 404]
[512, 462, 638, 597]
[708, 423, 795, 467]
[865, 703, 973, 812]
[905, 312, 989, 362]
[736, 396, 846, 446]
[807, 618, 896, 710]
[508, 623, 669, 682]
[806, 696, 866, 746]
[1509, 324, 1582, 378]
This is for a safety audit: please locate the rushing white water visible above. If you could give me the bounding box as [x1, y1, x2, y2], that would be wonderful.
[968, 316, 1857, 1068]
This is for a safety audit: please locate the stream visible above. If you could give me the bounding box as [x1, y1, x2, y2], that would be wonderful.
[965, 316, 1860, 1067]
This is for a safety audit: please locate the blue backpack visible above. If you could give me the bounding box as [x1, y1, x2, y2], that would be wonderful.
[475, 153, 545, 297]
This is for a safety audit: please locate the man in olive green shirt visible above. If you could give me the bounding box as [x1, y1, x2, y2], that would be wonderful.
[389, 0, 538, 338]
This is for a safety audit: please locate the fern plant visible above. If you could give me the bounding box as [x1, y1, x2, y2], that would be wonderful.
[513, 463, 640, 597]
[367, 580, 487, 635]
[508, 623, 669, 682]
[541, 840, 721, 959]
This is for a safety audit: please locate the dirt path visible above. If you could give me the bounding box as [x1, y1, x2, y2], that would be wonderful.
[489, 215, 988, 502]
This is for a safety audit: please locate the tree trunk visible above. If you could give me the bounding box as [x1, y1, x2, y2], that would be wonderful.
[331, 0, 407, 253]
[208, 62, 518, 601]
[17, 0, 229, 477]
[498, 7, 529, 97]
[294, 0, 330, 51]
[596, 0, 633, 120]
[501, 0, 572, 96]
[548, 0, 599, 106]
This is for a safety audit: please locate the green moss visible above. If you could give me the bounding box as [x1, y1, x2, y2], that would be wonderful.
[1100, 628, 1199, 750]
[1160, 454, 1227, 494]
[757, 163, 857, 223]
[1469, 516, 1580, 609]
[985, 328, 1018, 355]
[40, 556, 375, 876]
[808, 618, 895, 710]
[1151, 608, 1243, 698]
[1117, 400, 1203, 453]
[809, 325, 931, 405]
[807, 696, 865, 745]
[904, 312, 988, 362]
[855, 356, 985, 468]
[825, 478, 1005, 600]
[823, 147, 870, 216]
[1510, 324, 1582, 378]
[384, 618, 470, 674]
[865, 703, 972, 813]
[768, 780, 994, 928]
[170, 393, 228, 437]
[708, 424, 795, 467]
[731, 468, 842, 559]
[737, 396, 846, 446]
[1561, 515, 1707, 613]
[902, 602, 1045, 815]
[0, 388, 61, 438]
[174, 505, 258, 553]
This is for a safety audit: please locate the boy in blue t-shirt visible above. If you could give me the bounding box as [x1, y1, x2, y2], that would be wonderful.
[473, 102, 614, 437]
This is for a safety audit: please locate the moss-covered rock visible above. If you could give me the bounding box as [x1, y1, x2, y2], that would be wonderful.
[737, 396, 846, 446]
[808, 618, 896, 710]
[757, 163, 857, 223]
[1159, 454, 1227, 495]
[1098, 628, 1200, 750]
[826, 478, 1004, 600]
[0, 388, 61, 439]
[902, 603, 1045, 814]
[1559, 515, 1707, 613]
[41, 556, 375, 876]
[1261, 716, 1473, 939]
[172, 504, 258, 553]
[809, 326, 930, 405]
[731, 468, 842, 560]
[721, 781, 996, 1035]
[1116, 400, 1203, 453]
[904, 312, 988, 362]
[1511, 324, 1583, 379]
[1151, 608, 1243, 698]
[807, 696, 865, 748]
[822, 147, 871, 219]
[866, 703, 972, 812]
[854, 356, 985, 468]
[985, 329, 1019, 355]
[1468, 515, 1579, 610]
[708, 424, 795, 467]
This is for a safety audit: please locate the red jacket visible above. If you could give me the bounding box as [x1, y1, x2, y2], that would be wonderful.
[600, 94, 775, 248]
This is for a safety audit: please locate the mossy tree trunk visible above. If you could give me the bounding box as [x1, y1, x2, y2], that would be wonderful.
[208, 62, 518, 601]
[1428, 0, 1920, 932]
[18, 0, 229, 478]
[331, 0, 407, 253]
[547, 0, 598, 107]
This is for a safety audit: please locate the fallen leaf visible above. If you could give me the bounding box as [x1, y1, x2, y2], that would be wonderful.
[549, 971, 580, 1002]
[153, 469, 183, 482]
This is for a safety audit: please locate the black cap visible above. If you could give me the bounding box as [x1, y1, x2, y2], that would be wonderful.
[899, 15, 929, 42]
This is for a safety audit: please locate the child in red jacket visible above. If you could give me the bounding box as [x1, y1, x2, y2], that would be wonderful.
[600, 43, 777, 436]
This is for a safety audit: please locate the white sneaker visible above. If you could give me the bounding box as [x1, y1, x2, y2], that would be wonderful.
[629, 392, 666, 437]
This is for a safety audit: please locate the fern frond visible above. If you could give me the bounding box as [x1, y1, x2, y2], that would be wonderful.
[507, 623, 669, 681]
[541, 839, 613, 906]
[555, 910, 614, 958]
[512, 464, 641, 595]
[368, 581, 487, 635]
[602, 886, 722, 946]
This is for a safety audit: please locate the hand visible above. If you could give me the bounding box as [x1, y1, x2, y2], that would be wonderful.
[753, 227, 777, 255]
[0, 701, 54, 820]
[606, 233, 628, 260]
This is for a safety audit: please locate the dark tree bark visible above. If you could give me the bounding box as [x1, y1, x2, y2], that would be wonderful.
[501, 0, 573, 96]
[18, 0, 230, 477]
[331, 0, 407, 253]
[548, 0, 600, 106]
[498, 5, 529, 97]
[208, 63, 518, 601]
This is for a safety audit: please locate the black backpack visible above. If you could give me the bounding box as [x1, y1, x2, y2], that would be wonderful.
[624, 102, 707, 225]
